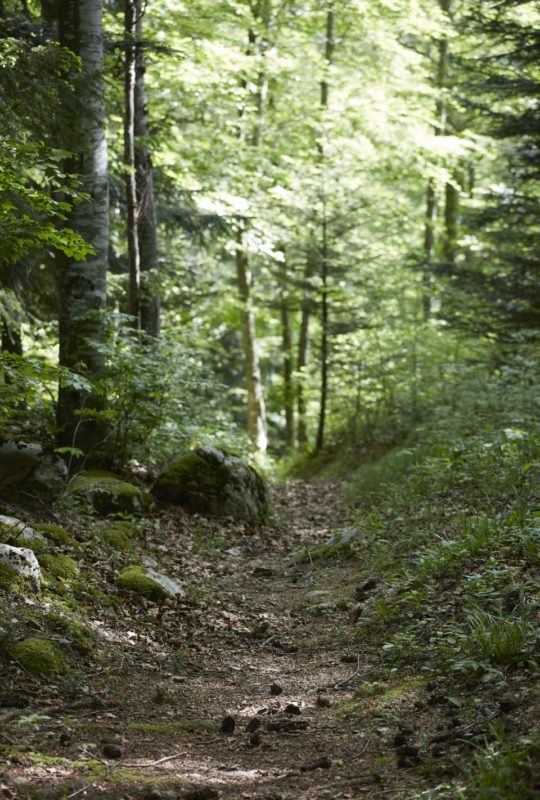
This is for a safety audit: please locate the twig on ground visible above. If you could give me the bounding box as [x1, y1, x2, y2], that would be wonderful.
[68, 785, 94, 799]
[79, 747, 114, 767]
[122, 751, 183, 768]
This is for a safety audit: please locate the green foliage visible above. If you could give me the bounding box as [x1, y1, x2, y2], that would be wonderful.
[94, 318, 246, 468]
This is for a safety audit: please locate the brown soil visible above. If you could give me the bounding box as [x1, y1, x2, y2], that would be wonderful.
[0, 481, 533, 799]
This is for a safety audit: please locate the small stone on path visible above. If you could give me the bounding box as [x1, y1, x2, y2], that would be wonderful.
[221, 715, 236, 734]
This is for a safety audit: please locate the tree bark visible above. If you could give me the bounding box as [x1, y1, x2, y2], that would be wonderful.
[421, 0, 452, 319]
[1, 272, 23, 357]
[296, 251, 316, 446]
[124, 0, 141, 328]
[315, 2, 334, 452]
[41, 0, 58, 37]
[56, 0, 109, 459]
[236, 226, 268, 453]
[278, 252, 294, 448]
[134, 0, 160, 336]
[443, 176, 459, 265]
[234, 5, 270, 453]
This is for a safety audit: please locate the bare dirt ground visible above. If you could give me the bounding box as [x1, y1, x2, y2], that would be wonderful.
[1, 481, 534, 799]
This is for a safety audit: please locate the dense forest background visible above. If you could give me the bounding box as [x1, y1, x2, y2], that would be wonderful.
[1, 0, 538, 469]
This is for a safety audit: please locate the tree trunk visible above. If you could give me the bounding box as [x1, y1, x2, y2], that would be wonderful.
[315, 2, 334, 453]
[124, 0, 140, 328]
[56, 0, 109, 459]
[41, 0, 58, 37]
[296, 250, 316, 446]
[236, 226, 268, 453]
[421, 0, 452, 318]
[233, 6, 270, 453]
[443, 176, 459, 264]
[422, 178, 437, 319]
[278, 252, 294, 448]
[135, 0, 160, 336]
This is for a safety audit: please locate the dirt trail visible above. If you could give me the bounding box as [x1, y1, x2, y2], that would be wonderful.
[2, 481, 421, 799]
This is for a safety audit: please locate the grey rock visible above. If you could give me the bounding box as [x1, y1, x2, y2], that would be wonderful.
[144, 569, 184, 598]
[0, 441, 42, 490]
[0, 441, 67, 505]
[153, 446, 268, 523]
[326, 527, 365, 547]
[0, 543, 41, 589]
[0, 515, 47, 547]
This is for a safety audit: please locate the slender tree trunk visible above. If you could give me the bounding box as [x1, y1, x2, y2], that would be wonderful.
[134, 0, 160, 336]
[443, 176, 459, 265]
[422, 179, 437, 319]
[315, 2, 334, 452]
[234, 7, 269, 453]
[421, 0, 451, 319]
[278, 252, 294, 448]
[235, 226, 268, 453]
[56, 0, 109, 459]
[296, 252, 315, 446]
[124, 0, 140, 327]
[41, 0, 58, 36]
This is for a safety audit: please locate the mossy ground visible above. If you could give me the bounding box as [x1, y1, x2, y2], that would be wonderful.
[39, 553, 79, 579]
[9, 637, 65, 676]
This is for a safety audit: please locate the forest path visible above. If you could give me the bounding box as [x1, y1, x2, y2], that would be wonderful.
[3, 481, 421, 799]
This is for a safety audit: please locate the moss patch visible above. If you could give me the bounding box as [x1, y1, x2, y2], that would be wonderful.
[35, 523, 72, 544]
[0, 562, 19, 590]
[39, 554, 79, 580]
[118, 565, 171, 601]
[100, 527, 133, 551]
[47, 612, 96, 655]
[10, 637, 66, 676]
[70, 471, 151, 515]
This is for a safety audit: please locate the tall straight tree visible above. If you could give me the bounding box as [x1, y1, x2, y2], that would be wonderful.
[124, 0, 141, 327]
[234, 0, 271, 453]
[315, 0, 334, 452]
[134, 0, 160, 336]
[56, 0, 109, 458]
[421, 0, 453, 319]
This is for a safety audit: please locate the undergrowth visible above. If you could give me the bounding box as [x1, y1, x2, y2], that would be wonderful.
[341, 363, 540, 799]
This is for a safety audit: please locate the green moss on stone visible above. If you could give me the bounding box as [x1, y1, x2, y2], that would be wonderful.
[100, 527, 133, 551]
[118, 566, 171, 601]
[158, 453, 229, 493]
[47, 613, 96, 655]
[0, 563, 18, 589]
[39, 554, 79, 580]
[70, 471, 150, 515]
[35, 523, 71, 544]
[10, 637, 66, 676]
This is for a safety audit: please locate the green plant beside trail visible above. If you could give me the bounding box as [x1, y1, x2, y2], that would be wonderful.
[330, 358, 540, 799]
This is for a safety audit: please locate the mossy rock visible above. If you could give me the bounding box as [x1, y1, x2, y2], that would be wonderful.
[47, 613, 96, 655]
[153, 446, 268, 523]
[10, 637, 66, 676]
[0, 515, 48, 551]
[100, 527, 133, 551]
[35, 523, 72, 545]
[39, 554, 79, 580]
[70, 470, 152, 516]
[0, 562, 19, 590]
[118, 565, 183, 601]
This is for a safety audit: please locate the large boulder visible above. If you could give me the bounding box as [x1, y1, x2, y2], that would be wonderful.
[0, 441, 67, 504]
[153, 446, 268, 523]
[69, 470, 152, 515]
